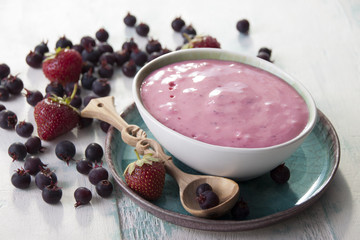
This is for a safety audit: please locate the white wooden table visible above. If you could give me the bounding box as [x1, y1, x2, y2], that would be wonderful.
[0, 0, 359, 239]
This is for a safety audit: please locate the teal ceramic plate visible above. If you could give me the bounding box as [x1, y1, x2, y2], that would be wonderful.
[105, 103, 340, 232]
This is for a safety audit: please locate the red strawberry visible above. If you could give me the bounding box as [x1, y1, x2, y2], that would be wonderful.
[124, 150, 166, 201]
[42, 48, 82, 86]
[182, 35, 221, 49]
[34, 86, 80, 140]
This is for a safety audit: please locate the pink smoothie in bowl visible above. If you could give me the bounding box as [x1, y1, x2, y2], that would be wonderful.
[140, 59, 309, 148]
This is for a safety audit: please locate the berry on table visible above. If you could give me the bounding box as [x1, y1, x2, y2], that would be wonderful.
[258, 47, 272, 56]
[92, 78, 111, 97]
[146, 39, 162, 54]
[130, 48, 148, 66]
[96, 180, 113, 198]
[231, 198, 250, 220]
[99, 52, 117, 66]
[24, 88, 43, 106]
[3, 75, 24, 95]
[196, 190, 220, 209]
[80, 36, 96, 49]
[121, 60, 137, 77]
[55, 140, 76, 165]
[45, 82, 64, 97]
[135, 23, 150, 37]
[236, 19, 250, 34]
[78, 116, 93, 129]
[0, 110, 18, 129]
[83, 95, 97, 107]
[97, 43, 114, 55]
[65, 82, 81, 96]
[76, 159, 93, 175]
[123, 12, 137, 27]
[0, 63, 10, 79]
[99, 120, 110, 133]
[74, 187, 92, 207]
[81, 47, 101, 65]
[72, 44, 84, 54]
[0, 85, 10, 101]
[26, 51, 43, 68]
[42, 183, 62, 204]
[122, 38, 138, 53]
[55, 35, 73, 49]
[85, 143, 104, 163]
[96, 28, 109, 42]
[195, 183, 213, 197]
[25, 136, 45, 154]
[8, 142, 27, 161]
[11, 168, 31, 189]
[15, 120, 34, 137]
[181, 25, 197, 37]
[81, 69, 97, 90]
[24, 156, 47, 175]
[114, 49, 130, 66]
[257, 47, 273, 62]
[0, 104, 5, 112]
[88, 164, 108, 185]
[35, 168, 58, 190]
[70, 95, 82, 109]
[97, 60, 114, 78]
[171, 17, 185, 32]
[34, 40, 49, 55]
[270, 163, 290, 184]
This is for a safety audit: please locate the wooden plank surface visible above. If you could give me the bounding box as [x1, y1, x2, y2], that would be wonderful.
[0, 0, 359, 239]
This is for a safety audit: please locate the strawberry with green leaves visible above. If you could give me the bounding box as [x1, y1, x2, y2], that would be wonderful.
[42, 48, 82, 86]
[34, 85, 80, 141]
[124, 150, 166, 201]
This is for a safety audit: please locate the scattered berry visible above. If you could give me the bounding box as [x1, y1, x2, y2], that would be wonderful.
[97, 60, 114, 78]
[0, 86, 10, 101]
[15, 120, 34, 137]
[122, 38, 138, 52]
[0, 63, 10, 79]
[270, 163, 290, 184]
[146, 39, 162, 54]
[8, 142, 27, 161]
[24, 156, 47, 175]
[42, 183, 62, 204]
[74, 187, 92, 207]
[24, 88, 43, 106]
[72, 44, 84, 54]
[135, 23, 150, 37]
[236, 19, 250, 34]
[80, 36, 96, 49]
[85, 143, 104, 163]
[26, 51, 43, 68]
[11, 168, 31, 189]
[114, 50, 130, 66]
[76, 159, 93, 175]
[92, 78, 111, 97]
[171, 17, 185, 32]
[96, 28, 109, 42]
[196, 190, 220, 209]
[3, 75, 24, 95]
[258, 47, 272, 56]
[99, 120, 110, 133]
[70, 95, 82, 108]
[34, 41, 49, 55]
[64, 82, 81, 96]
[83, 95, 97, 107]
[0, 110, 18, 129]
[78, 116, 93, 129]
[181, 25, 197, 37]
[35, 168, 58, 190]
[96, 180, 113, 198]
[45, 82, 64, 97]
[121, 60, 137, 77]
[124, 12, 137, 27]
[81, 60, 95, 74]
[231, 199, 250, 220]
[99, 52, 117, 65]
[55, 140, 76, 164]
[81, 47, 101, 65]
[88, 165, 108, 185]
[81, 70, 97, 90]
[25, 136, 45, 154]
[195, 183, 213, 197]
[0, 104, 5, 112]
[257, 52, 271, 62]
[55, 35, 73, 49]
[130, 48, 148, 66]
[97, 43, 114, 55]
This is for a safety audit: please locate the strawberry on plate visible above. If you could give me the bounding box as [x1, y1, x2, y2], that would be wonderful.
[42, 48, 82, 86]
[124, 150, 166, 201]
[34, 85, 80, 141]
[182, 35, 221, 49]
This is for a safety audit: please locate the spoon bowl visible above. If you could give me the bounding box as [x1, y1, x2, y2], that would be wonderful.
[81, 96, 240, 218]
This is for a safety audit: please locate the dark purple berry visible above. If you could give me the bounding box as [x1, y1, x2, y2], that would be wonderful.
[181, 25, 197, 37]
[96, 28, 109, 42]
[74, 187, 92, 207]
[0, 63, 10, 79]
[257, 51, 272, 62]
[121, 60, 137, 77]
[70, 95, 82, 108]
[72, 44, 84, 54]
[92, 79, 111, 97]
[55, 35, 73, 49]
[171, 17, 185, 32]
[80, 36, 96, 49]
[35, 168, 58, 190]
[8, 142, 27, 161]
[270, 163, 290, 184]
[196, 183, 213, 197]
[83, 95, 97, 107]
[24, 156, 47, 175]
[130, 48, 148, 66]
[99, 120, 110, 133]
[81, 61, 95, 74]
[81, 70, 97, 90]
[146, 39, 162, 54]
[122, 38, 138, 53]
[65, 82, 81, 96]
[114, 50, 130, 66]
[76, 159, 93, 175]
[124, 12, 137, 27]
[88, 165, 108, 185]
[11, 168, 31, 189]
[26, 51, 43, 68]
[135, 23, 150, 37]
[0, 110, 17, 129]
[78, 117, 93, 129]
[231, 199, 250, 220]
[3, 75, 24, 95]
[24, 88, 43, 106]
[15, 120, 34, 138]
[147, 52, 162, 62]
[99, 52, 117, 66]
[45, 82, 64, 97]
[96, 180, 113, 198]
[196, 190, 219, 209]
[0, 104, 5, 112]
[98, 61, 114, 78]
[97, 43, 114, 55]
[85, 143, 103, 162]
[55, 140, 76, 165]
[25, 136, 45, 154]
[42, 183, 62, 204]
[236, 19, 250, 34]
[258, 47, 272, 57]
[34, 41, 49, 55]
[0, 85, 10, 101]
[81, 47, 101, 64]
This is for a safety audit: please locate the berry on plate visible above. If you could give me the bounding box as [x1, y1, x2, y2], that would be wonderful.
[42, 48, 82, 86]
[124, 150, 165, 201]
[181, 35, 221, 49]
[34, 85, 80, 140]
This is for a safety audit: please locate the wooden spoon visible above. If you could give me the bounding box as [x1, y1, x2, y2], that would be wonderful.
[81, 96, 240, 218]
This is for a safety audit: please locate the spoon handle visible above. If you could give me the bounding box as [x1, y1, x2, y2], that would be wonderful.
[81, 96, 171, 161]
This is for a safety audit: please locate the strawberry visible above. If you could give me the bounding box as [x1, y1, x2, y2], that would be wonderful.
[42, 48, 82, 86]
[34, 85, 80, 141]
[182, 35, 221, 49]
[124, 150, 166, 201]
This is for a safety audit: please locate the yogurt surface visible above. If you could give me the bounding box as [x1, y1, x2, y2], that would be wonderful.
[140, 59, 309, 148]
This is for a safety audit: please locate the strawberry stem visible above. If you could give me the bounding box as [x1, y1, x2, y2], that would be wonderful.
[134, 149, 141, 160]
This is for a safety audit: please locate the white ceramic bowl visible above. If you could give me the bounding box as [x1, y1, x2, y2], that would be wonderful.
[132, 48, 317, 180]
